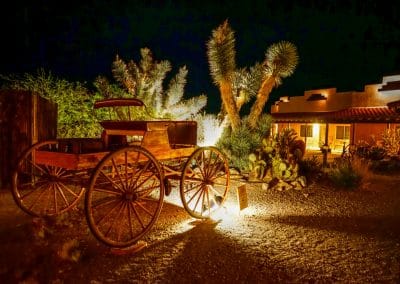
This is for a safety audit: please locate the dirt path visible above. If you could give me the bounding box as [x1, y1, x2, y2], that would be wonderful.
[1, 175, 399, 283]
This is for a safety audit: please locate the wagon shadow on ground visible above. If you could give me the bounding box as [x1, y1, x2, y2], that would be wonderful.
[120, 216, 299, 283]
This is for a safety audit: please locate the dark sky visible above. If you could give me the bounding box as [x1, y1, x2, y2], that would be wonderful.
[1, 0, 399, 113]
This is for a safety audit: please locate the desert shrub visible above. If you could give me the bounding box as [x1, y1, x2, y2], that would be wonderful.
[381, 128, 400, 156]
[328, 159, 362, 190]
[217, 114, 272, 171]
[290, 139, 306, 161]
[369, 156, 400, 174]
[298, 155, 323, 182]
[367, 146, 387, 160]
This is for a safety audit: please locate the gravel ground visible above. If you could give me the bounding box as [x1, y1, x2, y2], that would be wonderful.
[0, 174, 399, 283]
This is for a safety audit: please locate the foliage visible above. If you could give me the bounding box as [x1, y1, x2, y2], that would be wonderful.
[369, 156, 400, 174]
[0, 69, 102, 138]
[206, 20, 299, 169]
[299, 156, 323, 182]
[95, 48, 207, 120]
[206, 21, 299, 132]
[381, 128, 400, 157]
[206, 20, 241, 131]
[217, 114, 272, 171]
[274, 128, 301, 160]
[248, 41, 299, 128]
[329, 159, 362, 190]
[248, 127, 305, 181]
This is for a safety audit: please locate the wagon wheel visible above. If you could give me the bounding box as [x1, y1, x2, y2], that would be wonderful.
[85, 146, 164, 248]
[12, 140, 85, 217]
[180, 146, 230, 219]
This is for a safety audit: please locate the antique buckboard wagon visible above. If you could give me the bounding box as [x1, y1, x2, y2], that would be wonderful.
[11, 98, 230, 248]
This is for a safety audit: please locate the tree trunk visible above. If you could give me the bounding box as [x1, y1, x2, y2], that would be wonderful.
[219, 79, 241, 131]
[248, 76, 276, 129]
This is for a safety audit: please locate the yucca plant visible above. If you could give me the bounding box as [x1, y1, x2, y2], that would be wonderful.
[207, 20, 241, 131]
[248, 41, 299, 129]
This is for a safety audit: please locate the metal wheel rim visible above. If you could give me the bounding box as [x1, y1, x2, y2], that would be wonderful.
[11, 140, 85, 217]
[85, 146, 164, 248]
[180, 146, 230, 219]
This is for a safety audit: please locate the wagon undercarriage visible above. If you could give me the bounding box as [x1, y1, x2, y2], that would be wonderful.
[11, 98, 230, 248]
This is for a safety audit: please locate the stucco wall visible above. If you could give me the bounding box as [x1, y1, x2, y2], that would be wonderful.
[271, 75, 400, 114]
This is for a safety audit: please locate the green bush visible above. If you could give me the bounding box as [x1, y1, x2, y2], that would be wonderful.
[299, 155, 323, 182]
[328, 159, 362, 190]
[369, 157, 400, 174]
[1, 69, 102, 138]
[216, 114, 271, 172]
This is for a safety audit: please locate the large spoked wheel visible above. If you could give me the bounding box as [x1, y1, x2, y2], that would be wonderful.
[12, 140, 85, 217]
[85, 146, 164, 248]
[180, 146, 230, 219]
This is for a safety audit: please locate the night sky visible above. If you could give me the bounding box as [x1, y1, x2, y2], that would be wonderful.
[1, 0, 399, 113]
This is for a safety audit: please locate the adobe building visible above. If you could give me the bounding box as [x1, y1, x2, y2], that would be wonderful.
[271, 75, 400, 153]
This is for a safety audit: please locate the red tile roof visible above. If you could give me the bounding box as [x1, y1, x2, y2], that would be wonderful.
[272, 107, 400, 123]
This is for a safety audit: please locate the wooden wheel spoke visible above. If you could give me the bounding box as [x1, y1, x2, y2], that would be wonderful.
[135, 200, 154, 217]
[192, 188, 204, 213]
[26, 159, 48, 175]
[55, 183, 71, 207]
[183, 176, 203, 183]
[111, 158, 125, 191]
[19, 182, 47, 199]
[183, 182, 202, 194]
[130, 203, 145, 229]
[105, 202, 125, 237]
[204, 151, 213, 177]
[95, 199, 121, 226]
[92, 197, 119, 209]
[100, 171, 124, 193]
[58, 182, 80, 198]
[93, 187, 123, 196]
[26, 184, 49, 210]
[135, 184, 160, 195]
[209, 158, 224, 178]
[134, 171, 157, 191]
[195, 155, 206, 179]
[131, 160, 152, 188]
[53, 183, 58, 213]
[116, 203, 128, 242]
[127, 202, 134, 239]
[127, 152, 142, 189]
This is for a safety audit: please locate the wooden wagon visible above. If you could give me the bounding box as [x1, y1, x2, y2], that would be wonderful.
[11, 98, 230, 248]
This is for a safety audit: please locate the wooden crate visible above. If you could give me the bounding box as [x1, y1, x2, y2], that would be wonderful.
[0, 90, 57, 188]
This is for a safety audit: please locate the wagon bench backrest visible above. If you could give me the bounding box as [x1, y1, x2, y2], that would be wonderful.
[94, 98, 197, 150]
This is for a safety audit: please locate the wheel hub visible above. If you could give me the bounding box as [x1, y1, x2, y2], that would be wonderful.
[125, 192, 137, 201]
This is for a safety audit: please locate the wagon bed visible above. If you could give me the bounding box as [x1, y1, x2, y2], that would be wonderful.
[11, 98, 231, 248]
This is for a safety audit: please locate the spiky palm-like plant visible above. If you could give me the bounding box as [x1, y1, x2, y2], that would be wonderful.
[207, 20, 241, 131]
[95, 48, 206, 120]
[248, 41, 299, 129]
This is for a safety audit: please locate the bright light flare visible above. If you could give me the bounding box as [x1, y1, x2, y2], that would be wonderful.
[198, 116, 225, 147]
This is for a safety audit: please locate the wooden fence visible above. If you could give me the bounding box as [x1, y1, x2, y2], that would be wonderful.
[0, 90, 57, 188]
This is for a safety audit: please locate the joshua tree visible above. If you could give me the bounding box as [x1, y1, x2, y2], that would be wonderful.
[206, 21, 299, 131]
[95, 48, 207, 120]
[247, 41, 299, 129]
[206, 20, 241, 131]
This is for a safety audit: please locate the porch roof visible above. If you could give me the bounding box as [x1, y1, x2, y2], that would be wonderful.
[271, 106, 400, 123]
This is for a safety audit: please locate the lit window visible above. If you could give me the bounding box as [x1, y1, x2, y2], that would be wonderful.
[336, 125, 350, 139]
[300, 125, 313, 137]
